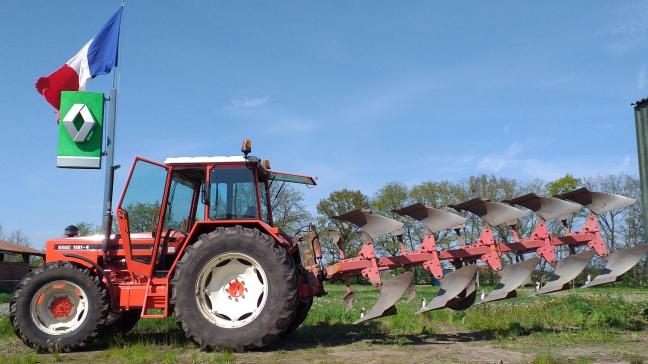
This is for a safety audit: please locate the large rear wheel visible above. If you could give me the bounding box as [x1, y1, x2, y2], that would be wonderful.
[10, 261, 110, 352]
[171, 226, 298, 351]
[284, 266, 313, 335]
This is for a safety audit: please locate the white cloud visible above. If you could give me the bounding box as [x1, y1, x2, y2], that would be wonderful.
[227, 96, 269, 110]
[477, 142, 523, 173]
[477, 143, 637, 180]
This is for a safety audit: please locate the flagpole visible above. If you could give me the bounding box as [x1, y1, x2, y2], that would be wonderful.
[102, 3, 125, 254]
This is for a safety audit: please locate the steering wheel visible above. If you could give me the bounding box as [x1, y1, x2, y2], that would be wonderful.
[157, 229, 187, 269]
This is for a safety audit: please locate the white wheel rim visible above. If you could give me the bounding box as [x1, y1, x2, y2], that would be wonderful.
[29, 280, 89, 336]
[195, 252, 268, 329]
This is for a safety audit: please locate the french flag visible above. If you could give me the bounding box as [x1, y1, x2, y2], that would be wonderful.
[35, 8, 122, 111]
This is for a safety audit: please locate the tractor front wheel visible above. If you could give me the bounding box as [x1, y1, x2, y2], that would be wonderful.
[10, 261, 110, 352]
[171, 226, 298, 351]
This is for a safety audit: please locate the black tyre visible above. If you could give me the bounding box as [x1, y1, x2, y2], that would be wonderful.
[284, 297, 312, 335]
[284, 266, 313, 335]
[10, 261, 110, 352]
[171, 226, 298, 351]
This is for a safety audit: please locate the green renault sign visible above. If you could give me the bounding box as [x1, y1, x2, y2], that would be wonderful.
[57, 91, 104, 169]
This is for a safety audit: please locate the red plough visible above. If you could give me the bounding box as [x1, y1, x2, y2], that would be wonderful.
[325, 188, 648, 322]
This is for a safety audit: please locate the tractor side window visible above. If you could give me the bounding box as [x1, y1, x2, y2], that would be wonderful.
[164, 175, 195, 232]
[210, 167, 258, 219]
[120, 161, 168, 233]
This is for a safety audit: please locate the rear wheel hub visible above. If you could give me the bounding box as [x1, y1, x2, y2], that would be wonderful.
[226, 279, 246, 299]
[196, 253, 267, 329]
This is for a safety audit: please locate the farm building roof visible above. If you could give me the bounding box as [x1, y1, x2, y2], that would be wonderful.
[0, 240, 45, 256]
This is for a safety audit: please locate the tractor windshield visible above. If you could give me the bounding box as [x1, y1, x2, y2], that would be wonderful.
[209, 167, 259, 219]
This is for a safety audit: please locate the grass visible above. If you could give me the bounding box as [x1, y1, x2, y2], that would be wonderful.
[0, 288, 12, 304]
[0, 316, 16, 340]
[0, 352, 39, 364]
[0, 283, 647, 362]
[91, 343, 180, 364]
[439, 293, 647, 338]
[294, 283, 648, 346]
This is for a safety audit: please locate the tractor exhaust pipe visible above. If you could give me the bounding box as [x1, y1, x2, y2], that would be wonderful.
[101, 164, 120, 254]
[101, 88, 119, 255]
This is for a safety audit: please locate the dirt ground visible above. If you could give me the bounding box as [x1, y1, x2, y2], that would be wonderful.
[235, 323, 647, 364]
[1, 321, 645, 364]
[2, 286, 647, 363]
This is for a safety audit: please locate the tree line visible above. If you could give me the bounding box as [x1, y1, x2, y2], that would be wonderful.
[0, 225, 31, 247]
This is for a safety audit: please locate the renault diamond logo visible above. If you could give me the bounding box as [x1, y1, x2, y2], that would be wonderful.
[62, 103, 96, 143]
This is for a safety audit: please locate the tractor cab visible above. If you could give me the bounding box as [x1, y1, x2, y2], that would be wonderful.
[113, 143, 316, 276]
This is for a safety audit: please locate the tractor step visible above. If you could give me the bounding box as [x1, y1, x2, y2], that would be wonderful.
[141, 279, 169, 318]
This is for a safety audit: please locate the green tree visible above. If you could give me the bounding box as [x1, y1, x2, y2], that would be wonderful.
[269, 184, 312, 236]
[409, 180, 467, 248]
[546, 174, 581, 196]
[124, 202, 160, 233]
[75, 222, 101, 236]
[316, 189, 369, 261]
[370, 182, 411, 255]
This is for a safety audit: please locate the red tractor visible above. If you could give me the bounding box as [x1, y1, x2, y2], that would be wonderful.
[10, 140, 325, 352]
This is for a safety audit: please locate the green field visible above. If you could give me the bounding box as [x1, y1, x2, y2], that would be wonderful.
[0, 289, 11, 304]
[1, 283, 647, 363]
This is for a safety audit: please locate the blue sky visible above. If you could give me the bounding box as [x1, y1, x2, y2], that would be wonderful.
[1, 1, 646, 248]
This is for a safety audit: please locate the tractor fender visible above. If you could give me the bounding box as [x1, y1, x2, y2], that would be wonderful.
[61, 254, 116, 308]
[167, 220, 294, 279]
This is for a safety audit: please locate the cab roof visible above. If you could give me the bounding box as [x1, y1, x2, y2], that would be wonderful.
[163, 155, 317, 185]
[164, 155, 252, 164]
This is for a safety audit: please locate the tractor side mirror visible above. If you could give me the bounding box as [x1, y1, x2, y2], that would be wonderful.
[201, 181, 210, 205]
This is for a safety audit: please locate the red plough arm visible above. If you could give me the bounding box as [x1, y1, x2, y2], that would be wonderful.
[325, 197, 608, 282]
